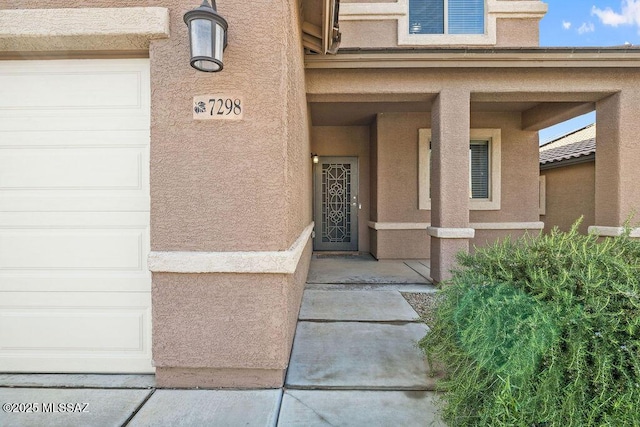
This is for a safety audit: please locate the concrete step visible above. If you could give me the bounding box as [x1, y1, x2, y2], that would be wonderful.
[299, 290, 420, 322]
[128, 390, 282, 427]
[278, 390, 445, 427]
[307, 258, 431, 285]
[286, 322, 437, 390]
[0, 388, 151, 427]
[304, 283, 438, 292]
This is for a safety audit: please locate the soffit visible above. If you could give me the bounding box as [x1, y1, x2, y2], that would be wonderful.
[309, 100, 542, 126]
[301, 0, 340, 54]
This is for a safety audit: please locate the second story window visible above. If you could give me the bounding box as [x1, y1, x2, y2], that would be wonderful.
[409, 0, 485, 35]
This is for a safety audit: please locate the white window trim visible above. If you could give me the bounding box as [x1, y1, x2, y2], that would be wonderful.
[419, 128, 501, 211]
[340, 0, 548, 47]
[405, 0, 488, 41]
[538, 175, 546, 216]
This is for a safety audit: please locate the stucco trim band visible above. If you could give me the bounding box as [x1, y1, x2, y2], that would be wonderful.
[369, 222, 544, 231]
[472, 222, 544, 230]
[305, 50, 640, 69]
[0, 8, 170, 52]
[367, 222, 429, 230]
[148, 223, 314, 274]
[427, 227, 476, 239]
[587, 226, 640, 238]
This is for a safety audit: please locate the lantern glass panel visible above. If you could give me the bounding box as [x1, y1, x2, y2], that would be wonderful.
[214, 23, 225, 64]
[191, 19, 213, 59]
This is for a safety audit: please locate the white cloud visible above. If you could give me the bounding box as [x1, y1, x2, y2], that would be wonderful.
[592, 0, 640, 28]
[562, 20, 572, 30]
[578, 22, 596, 34]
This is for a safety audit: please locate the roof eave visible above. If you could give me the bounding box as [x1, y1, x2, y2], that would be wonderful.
[540, 153, 596, 170]
[305, 47, 640, 69]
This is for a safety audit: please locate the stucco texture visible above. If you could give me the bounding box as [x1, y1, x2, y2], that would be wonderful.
[1, 0, 313, 386]
[495, 18, 539, 47]
[153, 239, 312, 388]
[338, 1, 545, 49]
[368, 109, 539, 259]
[541, 162, 595, 234]
[3, 0, 312, 254]
[595, 91, 640, 227]
[308, 65, 640, 256]
[147, 0, 311, 252]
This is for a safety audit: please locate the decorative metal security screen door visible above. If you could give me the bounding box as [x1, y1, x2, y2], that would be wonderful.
[313, 157, 359, 251]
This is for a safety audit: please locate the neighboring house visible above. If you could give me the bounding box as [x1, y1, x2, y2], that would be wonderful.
[539, 124, 596, 234]
[1, 0, 640, 389]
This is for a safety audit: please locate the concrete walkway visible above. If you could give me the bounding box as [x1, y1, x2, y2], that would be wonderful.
[0, 257, 444, 426]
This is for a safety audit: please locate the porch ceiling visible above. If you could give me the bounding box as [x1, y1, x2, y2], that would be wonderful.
[309, 99, 576, 127]
[304, 50, 630, 128]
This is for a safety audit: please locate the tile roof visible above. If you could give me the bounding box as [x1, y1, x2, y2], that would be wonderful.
[539, 124, 596, 165]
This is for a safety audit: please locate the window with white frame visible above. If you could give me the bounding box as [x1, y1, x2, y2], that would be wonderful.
[419, 128, 501, 210]
[409, 0, 485, 35]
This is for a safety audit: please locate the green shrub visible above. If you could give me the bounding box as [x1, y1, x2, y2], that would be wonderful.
[421, 222, 640, 426]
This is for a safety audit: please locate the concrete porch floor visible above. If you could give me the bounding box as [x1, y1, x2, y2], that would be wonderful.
[0, 255, 444, 426]
[307, 253, 432, 286]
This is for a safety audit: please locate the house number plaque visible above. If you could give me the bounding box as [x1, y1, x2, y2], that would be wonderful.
[193, 95, 244, 120]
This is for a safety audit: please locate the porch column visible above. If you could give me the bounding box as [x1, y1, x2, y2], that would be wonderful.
[590, 91, 640, 237]
[428, 89, 474, 283]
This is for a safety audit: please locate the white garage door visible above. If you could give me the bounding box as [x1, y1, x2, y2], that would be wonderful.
[0, 59, 152, 373]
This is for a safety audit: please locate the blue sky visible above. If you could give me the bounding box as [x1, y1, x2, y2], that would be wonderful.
[538, 0, 640, 143]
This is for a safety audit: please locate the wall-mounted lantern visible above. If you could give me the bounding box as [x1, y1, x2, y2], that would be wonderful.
[184, 0, 228, 72]
[311, 153, 319, 164]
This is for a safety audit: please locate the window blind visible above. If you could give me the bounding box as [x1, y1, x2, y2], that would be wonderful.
[448, 0, 485, 34]
[409, 0, 444, 34]
[470, 141, 489, 199]
[409, 0, 484, 35]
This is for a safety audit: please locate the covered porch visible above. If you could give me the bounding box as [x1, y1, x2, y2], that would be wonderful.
[305, 48, 640, 282]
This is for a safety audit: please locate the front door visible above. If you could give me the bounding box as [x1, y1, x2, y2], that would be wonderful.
[313, 157, 359, 251]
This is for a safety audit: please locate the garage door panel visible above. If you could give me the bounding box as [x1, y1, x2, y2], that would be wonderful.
[0, 212, 150, 292]
[1, 195, 150, 212]
[0, 115, 149, 131]
[0, 130, 150, 147]
[0, 212, 150, 226]
[0, 292, 152, 373]
[0, 276, 151, 293]
[0, 229, 145, 270]
[0, 59, 152, 373]
[0, 147, 146, 190]
[0, 68, 145, 110]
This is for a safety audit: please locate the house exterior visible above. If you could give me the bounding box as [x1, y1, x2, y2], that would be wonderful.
[2, 0, 640, 389]
[540, 124, 596, 234]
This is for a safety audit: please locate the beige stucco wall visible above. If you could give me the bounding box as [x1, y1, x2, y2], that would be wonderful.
[148, 0, 311, 387]
[469, 112, 540, 224]
[541, 162, 595, 234]
[311, 126, 371, 252]
[147, 0, 309, 253]
[340, 18, 540, 48]
[152, 241, 312, 388]
[370, 110, 539, 259]
[340, 20, 398, 48]
[1, 0, 312, 387]
[370, 118, 379, 221]
[338, 0, 545, 48]
[495, 18, 539, 47]
[3, 0, 310, 254]
[152, 0, 312, 387]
